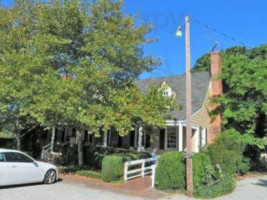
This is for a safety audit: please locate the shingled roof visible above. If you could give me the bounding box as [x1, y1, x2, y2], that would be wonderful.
[135, 71, 210, 120]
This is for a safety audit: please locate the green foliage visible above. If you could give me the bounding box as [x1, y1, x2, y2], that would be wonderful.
[155, 151, 185, 191]
[57, 166, 79, 174]
[0, 0, 176, 154]
[192, 46, 248, 73]
[208, 130, 250, 175]
[101, 155, 124, 182]
[83, 145, 150, 169]
[0, 132, 13, 139]
[193, 152, 218, 188]
[76, 170, 102, 179]
[194, 175, 236, 199]
[193, 45, 267, 146]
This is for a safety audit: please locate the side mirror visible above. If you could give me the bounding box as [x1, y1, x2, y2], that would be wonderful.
[33, 161, 39, 167]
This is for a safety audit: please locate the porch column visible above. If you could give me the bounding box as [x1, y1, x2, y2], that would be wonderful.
[178, 122, 183, 151]
[50, 127, 56, 152]
[103, 130, 108, 147]
[138, 126, 143, 152]
[201, 127, 207, 146]
[195, 127, 200, 152]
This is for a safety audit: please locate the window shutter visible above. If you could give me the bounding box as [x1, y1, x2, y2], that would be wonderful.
[159, 129, 165, 150]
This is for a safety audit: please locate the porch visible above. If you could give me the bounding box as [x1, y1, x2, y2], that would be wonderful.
[42, 120, 208, 156]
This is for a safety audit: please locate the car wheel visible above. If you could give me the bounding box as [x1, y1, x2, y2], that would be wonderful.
[44, 169, 56, 184]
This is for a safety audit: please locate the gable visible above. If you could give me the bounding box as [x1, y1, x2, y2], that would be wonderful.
[135, 72, 211, 120]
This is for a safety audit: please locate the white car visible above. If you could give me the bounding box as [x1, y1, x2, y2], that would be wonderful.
[0, 149, 58, 187]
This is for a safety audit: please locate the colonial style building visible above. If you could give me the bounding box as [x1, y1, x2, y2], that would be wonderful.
[42, 51, 223, 156]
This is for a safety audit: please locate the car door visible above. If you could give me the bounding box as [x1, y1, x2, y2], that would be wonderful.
[4, 152, 43, 185]
[0, 153, 9, 186]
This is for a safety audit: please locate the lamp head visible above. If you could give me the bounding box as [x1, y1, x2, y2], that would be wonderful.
[176, 26, 183, 37]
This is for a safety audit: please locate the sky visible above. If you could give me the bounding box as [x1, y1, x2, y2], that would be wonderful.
[1, 0, 267, 79]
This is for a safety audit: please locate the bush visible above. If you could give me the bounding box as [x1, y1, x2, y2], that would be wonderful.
[194, 175, 236, 198]
[83, 145, 151, 169]
[102, 155, 124, 182]
[193, 152, 219, 188]
[208, 129, 250, 175]
[76, 170, 101, 179]
[155, 151, 185, 191]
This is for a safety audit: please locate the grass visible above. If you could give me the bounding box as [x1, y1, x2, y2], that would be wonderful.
[58, 166, 125, 183]
[76, 170, 102, 179]
[110, 178, 125, 184]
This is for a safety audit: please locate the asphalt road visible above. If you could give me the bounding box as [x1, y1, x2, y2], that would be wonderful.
[0, 181, 146, 200]
[0, 174, 267, 200]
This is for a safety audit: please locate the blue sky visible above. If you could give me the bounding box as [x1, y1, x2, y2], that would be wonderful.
[1, 0, 267, 79]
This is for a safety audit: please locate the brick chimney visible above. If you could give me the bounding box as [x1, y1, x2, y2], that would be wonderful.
[207, 51, 223, 144]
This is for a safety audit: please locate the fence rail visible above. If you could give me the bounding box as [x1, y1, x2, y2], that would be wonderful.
[124, 157, 158, 187]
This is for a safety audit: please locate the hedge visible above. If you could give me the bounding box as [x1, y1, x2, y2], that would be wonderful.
[102, 155, 124, 182]
[155, 151, 185, 190]
[194, 175, 236, 198]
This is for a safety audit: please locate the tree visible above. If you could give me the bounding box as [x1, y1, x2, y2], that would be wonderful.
[192, 46, 247, 73]
[0, 0, 176, 167]
[0, 0, 42, 149]
[219, 45, 267, 148]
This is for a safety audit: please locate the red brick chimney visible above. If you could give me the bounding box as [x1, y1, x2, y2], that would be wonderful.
[207, 51, 223, 144]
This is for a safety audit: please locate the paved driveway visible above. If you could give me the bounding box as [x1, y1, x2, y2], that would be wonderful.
[0, 174, 266, 200]
[0, 181, 147, 200]
[167, 174, 267, 200]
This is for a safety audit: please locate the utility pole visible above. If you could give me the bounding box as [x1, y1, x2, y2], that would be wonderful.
[185, 15, 193, 197]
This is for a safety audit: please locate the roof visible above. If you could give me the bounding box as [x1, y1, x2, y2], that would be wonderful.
[0, 149, 21, 153]
[135, 72, 211, 120]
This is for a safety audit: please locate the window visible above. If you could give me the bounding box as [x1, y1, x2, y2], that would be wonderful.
[4, 152, 33, 163]
[0, 153, 5, 162]
[167, 127, 177, 149]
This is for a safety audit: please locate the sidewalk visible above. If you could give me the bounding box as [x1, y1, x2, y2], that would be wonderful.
[62, 174, 170, 199]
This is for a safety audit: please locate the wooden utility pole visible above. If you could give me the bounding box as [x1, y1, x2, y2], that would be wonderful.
[185, 15, 193, 196]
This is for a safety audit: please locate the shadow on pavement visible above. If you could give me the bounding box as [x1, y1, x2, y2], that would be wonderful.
[0, 178, 63, 190]
[254, 179, 267, 187]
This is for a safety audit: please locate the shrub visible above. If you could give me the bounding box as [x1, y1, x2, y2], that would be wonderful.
[194, 175, 236, 198]
[208, 129, 250, 175]
[76, 170, 101, 179]
[155, 151, 185, 191]
[102, 155, 124, 182]
[193, 152, 218, 188]
[83, 145, 151, 169]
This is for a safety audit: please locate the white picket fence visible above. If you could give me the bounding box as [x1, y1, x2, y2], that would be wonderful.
[124, 157, 158, 187]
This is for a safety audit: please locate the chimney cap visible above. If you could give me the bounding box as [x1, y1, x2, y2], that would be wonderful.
[210, 51, 221, 55]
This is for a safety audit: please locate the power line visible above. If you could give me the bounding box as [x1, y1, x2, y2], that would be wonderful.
[190, 17, 251, 48]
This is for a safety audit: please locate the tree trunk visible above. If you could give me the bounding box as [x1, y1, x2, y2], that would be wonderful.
[14, 132, 21, 151]
[51, 127, 56, 152]
[76, 129, 84, 168]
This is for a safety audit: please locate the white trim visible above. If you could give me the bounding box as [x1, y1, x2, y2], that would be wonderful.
[165, 120, 182, 126]
[178, 122, 183, 151]
[201, 127, 207, 146]
[194, 127, 200, 152]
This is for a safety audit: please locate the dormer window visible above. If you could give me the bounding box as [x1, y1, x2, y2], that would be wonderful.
[161, 82, 173, 98]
